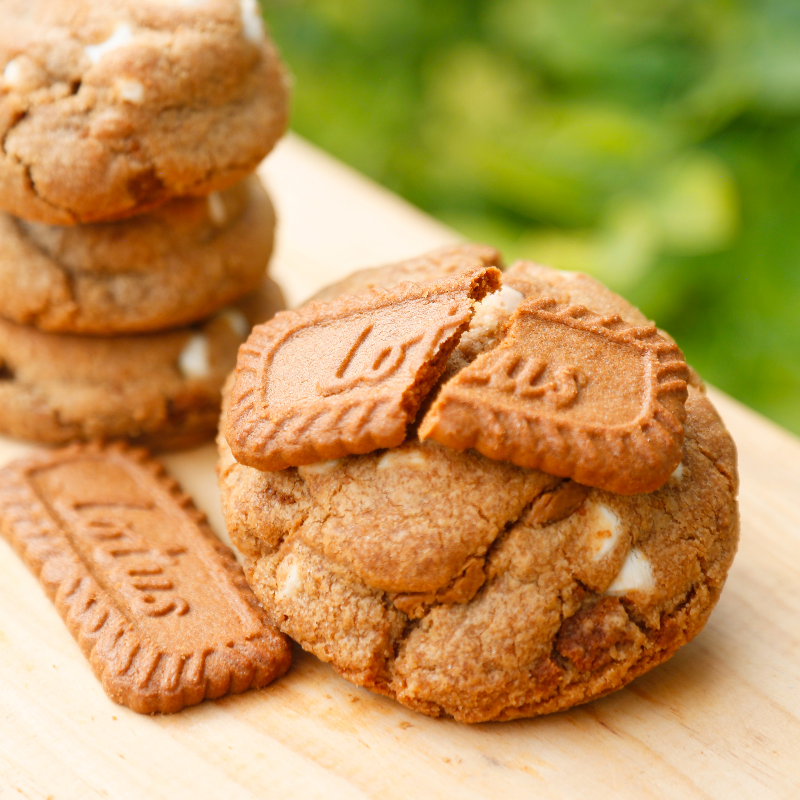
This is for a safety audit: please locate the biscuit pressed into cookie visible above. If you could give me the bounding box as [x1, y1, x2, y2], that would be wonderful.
[0, 177, 276, 334]
[0, 277, 284, 450]
[0, 0, 289, 224]
[217, 246, 739, 723]
[226, 265, 501, 471]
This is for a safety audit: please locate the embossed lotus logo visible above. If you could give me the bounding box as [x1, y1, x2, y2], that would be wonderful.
[226, 267, 501, 471]
[462, 351, 588, 409]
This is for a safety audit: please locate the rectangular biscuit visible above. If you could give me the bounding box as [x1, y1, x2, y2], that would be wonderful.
[226, 265, 501, 471]
[0, 442, 291, 714]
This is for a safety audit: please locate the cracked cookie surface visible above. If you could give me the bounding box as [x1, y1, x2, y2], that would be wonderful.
[0, 176, 275, 334]
[0, 0, 288, 224]
[217, 249, 739, 722]
[0, 277, 284, 450]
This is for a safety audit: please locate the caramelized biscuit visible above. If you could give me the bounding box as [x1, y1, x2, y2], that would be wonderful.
[0, 443, 291, 713]
[226, 267, 501, 471]
[420, 296, 690, 494]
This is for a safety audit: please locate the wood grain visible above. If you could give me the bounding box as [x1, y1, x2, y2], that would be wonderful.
[0, 134, 798, 799]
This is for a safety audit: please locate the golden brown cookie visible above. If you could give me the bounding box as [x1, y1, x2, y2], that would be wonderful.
[0, 277, 284, 450]
[308, 243, 503, 304]
[0, 442, 291, 713]
[226, 266, 500, 471]
[0, 177, 275, 334]
[419, 296, 689, 494]
[0, 0, 288, 224]
[217, 251, 739, 723]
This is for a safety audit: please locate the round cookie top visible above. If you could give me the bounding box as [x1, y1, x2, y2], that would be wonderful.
[0, 176, 275, 334]
[0, 276, 284, 450]
[217, 246, 739, 723]
[0, 0, 289, 224]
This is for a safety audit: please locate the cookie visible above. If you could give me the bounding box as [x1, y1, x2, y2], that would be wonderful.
[0, 442, 292, 713]
[419, 296, 689, 494]
[226, 266, 501, 471]
[308, 243, 503, 304]
[217, 252, 739, 723]
[0, 276, 284, 450]
[0, 176, 275, 334]
[0, 0, 288, 224]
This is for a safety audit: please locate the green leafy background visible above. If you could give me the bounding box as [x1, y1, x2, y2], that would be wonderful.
[262, 0, 800, 435]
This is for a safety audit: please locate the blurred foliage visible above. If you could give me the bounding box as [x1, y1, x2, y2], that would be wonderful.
[263, 0, 800, 434]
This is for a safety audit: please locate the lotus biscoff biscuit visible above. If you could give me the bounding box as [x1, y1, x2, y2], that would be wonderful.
[0, 442, 292, 713]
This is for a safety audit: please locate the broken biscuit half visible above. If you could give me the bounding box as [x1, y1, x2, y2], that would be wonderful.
[226, 266, 501, 471]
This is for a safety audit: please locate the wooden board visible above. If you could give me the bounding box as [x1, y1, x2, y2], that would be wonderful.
[1, 134, 799, 800]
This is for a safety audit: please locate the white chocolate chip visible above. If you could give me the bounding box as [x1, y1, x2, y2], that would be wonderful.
[671, 462, 684, 483]
[2, 58, 22, 88]
[85, 23, 134, 65]
[219, 308, 249, 339]
[207, 192, 227, 226]
[298, 459, 343, 477]
[2, 56, 45, 92]
[495, 285, 525, 313]
[377, 449, 430, 471]
[584, 502, 623, 562]
[115, 77, 144, 104]
[239, 0, 264, 42]
[606, 548, 655, 596]
[465, 285, 525, 346]
[475, 284, 524, 317]
[276, 557, 302, 601]
[178, 334, 210, 378]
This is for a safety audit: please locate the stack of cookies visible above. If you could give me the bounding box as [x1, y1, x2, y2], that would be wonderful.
[0, 0, 289, 449]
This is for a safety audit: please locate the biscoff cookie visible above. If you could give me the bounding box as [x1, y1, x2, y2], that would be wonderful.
[0, 442, 292, 713]
[217, 251, 739, 723]
[0, 0, 288, 224]
[0, 277, 284, 450]
[0, 177, 275, 334]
